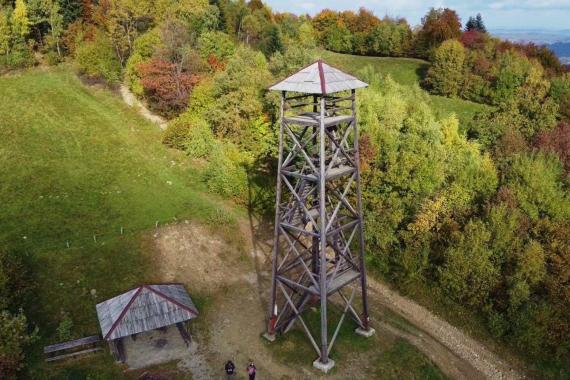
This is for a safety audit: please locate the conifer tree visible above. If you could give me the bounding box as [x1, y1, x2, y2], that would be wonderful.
[465, 16, 476, 31]
[475, 13, 486, 33]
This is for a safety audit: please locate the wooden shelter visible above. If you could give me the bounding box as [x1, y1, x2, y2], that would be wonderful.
[96, 284, 198, 363]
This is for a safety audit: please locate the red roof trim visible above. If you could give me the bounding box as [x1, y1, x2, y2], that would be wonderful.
[317, 59, 327, 95]
[144, 285, 199, 317]
[104, 286, 143, 340]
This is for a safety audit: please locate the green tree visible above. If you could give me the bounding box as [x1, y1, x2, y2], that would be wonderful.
[439, 220, 499, 307]
[260, 23, 283, 57]
[297, 21, 315, 48]
[198, 30, 235, 62]
[507, 240, 546, 308]
[207, 46, 272, 140]
[57, 0, 83, 25]
[425, 39, 466, 96]
[47, 0, 64, 57]
[506, 152, 570, 221]
[74, 29, 121, 82]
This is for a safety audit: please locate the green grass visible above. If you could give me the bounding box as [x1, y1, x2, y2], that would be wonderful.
[267, 307, 447, 379]
[0, 67, 233, 378]
[320, 50, 490, 125]
[375, 339, 447, 380]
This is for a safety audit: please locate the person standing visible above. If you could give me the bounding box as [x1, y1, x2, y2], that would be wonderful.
[247, 361, 257, 380]
[225, 360, 236, 380]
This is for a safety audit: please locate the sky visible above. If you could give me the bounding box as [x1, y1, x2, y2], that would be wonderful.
[263, 0, 570, 31]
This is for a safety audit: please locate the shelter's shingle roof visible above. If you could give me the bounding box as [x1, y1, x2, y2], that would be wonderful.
[96, 284, 198, 341]
[269, 60, 368, 94]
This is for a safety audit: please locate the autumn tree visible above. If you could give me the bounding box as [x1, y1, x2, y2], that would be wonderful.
[137, 18, 202, 116]
[138, 58, 199, 116]
[425, 39, 466, 96]
[416, 8, 461, 57]
[0, 8, 10, 56]
[12, 0, 30, 38]
[535, 122, 570, 174]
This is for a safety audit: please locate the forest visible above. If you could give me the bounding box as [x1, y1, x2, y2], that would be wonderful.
[0, 0, 569, 378]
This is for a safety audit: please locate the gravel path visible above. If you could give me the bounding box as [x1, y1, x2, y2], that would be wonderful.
[119, 84, 167, 130]
[367, 280, 524, 380]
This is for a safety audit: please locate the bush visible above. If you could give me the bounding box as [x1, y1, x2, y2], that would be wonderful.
[74, 30, 121, 83]
[162, 120, 190, 150]
[56, 311, 73, 342]
[0, 310, 37, 379]
[203, 142, 248, 201]
[185, 119, 216, 159]
[424, 39, 466, 97]
[0, 41, 34, 71]
[511, 302, 553, 356]
[163, 112, 216, 159]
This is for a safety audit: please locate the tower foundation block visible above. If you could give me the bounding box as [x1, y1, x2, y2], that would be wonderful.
[313, 358, 335, 373]
[355, 327, 376, 338]
[262, 332, 276, 342]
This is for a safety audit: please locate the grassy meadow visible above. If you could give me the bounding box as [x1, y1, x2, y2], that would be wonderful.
[0, 67, 234, 378]
[0, 67, 447, 379]
[320, 50, 490, 125]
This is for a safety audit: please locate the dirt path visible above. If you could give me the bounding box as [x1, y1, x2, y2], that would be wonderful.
[119, 84, 167, 130]
[143, 221, 526, 380]
[367, 281, 523, 380]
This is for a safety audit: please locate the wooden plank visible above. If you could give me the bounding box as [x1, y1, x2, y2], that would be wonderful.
[44, 335, 101, 354]
[45, 347, 102, 362]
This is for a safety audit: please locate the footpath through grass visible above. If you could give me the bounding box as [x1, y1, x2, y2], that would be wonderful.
[320, 50, 490, 125]
[0, 67, 230, 377]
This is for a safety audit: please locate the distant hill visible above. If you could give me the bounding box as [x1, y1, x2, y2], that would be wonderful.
[549, 42, 570, 64]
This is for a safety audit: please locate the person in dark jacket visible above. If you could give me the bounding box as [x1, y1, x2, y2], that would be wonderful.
[247, 361, 257, 380]
[225, 360, 236, 379]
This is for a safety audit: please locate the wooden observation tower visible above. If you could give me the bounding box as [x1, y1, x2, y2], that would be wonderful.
[265, 60, 375, 372]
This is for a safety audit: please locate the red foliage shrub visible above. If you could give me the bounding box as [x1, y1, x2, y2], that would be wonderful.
[495, 127, 529, 159]
[63, 21, 97, 55]
[207, 54, 225, 72]
[359, 132, 376, 171]
[137, 58, 199, 117]
[81, 0, 94, 22]
[534, 122, 570, 174]
[460, 30, 487, 50]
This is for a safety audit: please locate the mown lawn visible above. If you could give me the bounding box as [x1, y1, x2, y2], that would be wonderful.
[320, 50, 490, 125]
[0, 68, 230, 378]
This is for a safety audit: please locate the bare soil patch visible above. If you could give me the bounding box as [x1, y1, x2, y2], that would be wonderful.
[142, 220, 525, 380]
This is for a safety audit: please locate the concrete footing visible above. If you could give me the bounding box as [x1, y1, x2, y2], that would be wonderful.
[262, 332, 276, 342]
[355, 327, 376, 338]
[313, 358, 335, 373]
